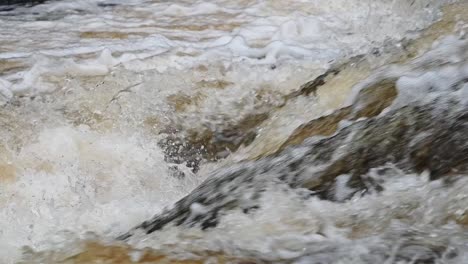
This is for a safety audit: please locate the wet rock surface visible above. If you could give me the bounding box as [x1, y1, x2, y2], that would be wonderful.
[119, 84, 468, 240]
[42, 242, 257, 264]
[157, 57, 385, 172]
[44, 236, 461, 264]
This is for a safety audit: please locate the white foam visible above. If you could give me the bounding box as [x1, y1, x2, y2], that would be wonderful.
[0, 126, 202, 263]
[0, 78, 13, 103]
[345, 37, 468, 114]
[161, 2, 225, 17]
[0, 0, 455, 98]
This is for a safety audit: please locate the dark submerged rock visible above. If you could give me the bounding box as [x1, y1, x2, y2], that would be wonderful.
[159, 113, 269, 172]
[0, 0, 45, 6]
[284, 55, 366, 100]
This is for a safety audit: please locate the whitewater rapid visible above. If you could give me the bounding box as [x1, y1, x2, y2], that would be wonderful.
[0, 0, 467, 263]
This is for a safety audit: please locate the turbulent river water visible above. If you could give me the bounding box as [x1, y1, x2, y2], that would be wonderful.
[1, 0, 468, 263]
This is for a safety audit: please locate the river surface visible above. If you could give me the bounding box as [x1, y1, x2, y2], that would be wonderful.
[0, 0, 468, 263]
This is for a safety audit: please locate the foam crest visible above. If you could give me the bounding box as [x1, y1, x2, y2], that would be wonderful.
[0, 0, 455, 99]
